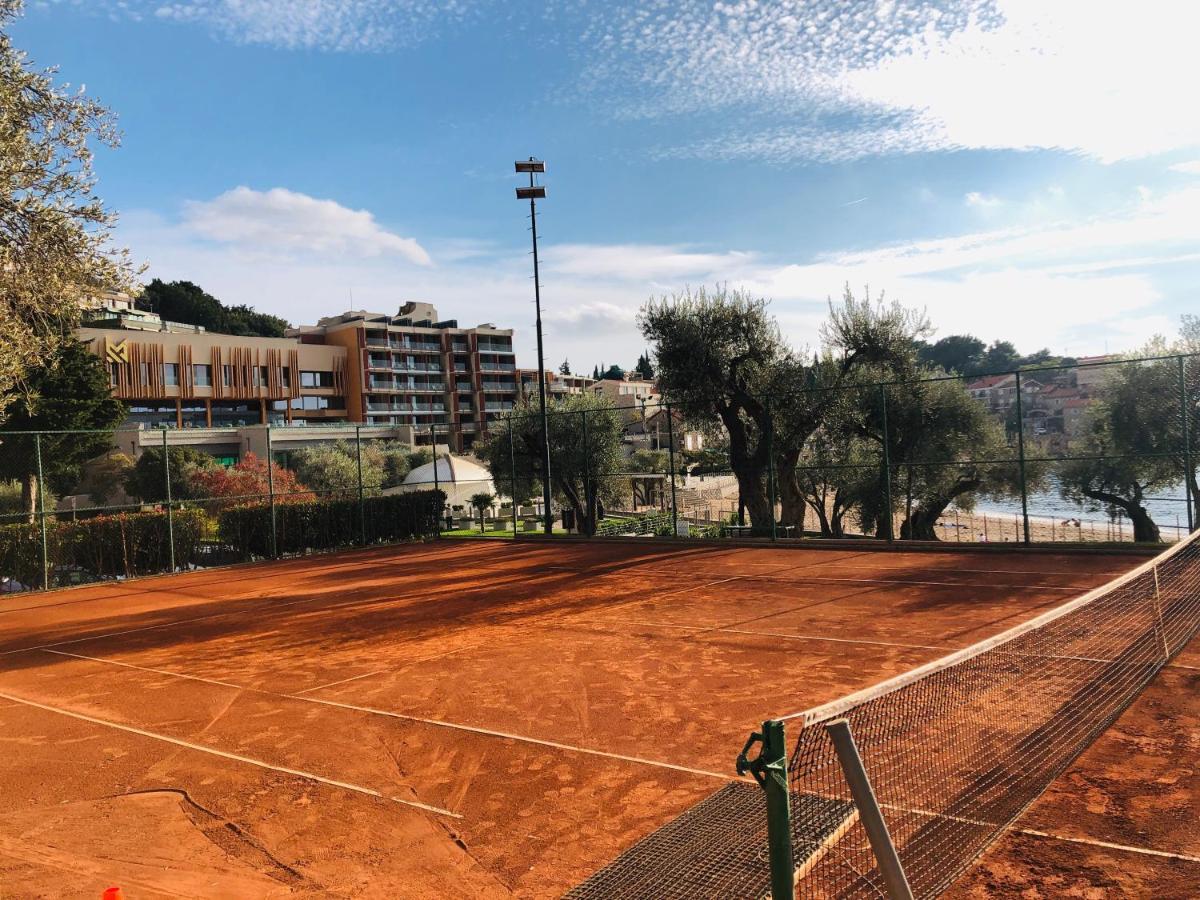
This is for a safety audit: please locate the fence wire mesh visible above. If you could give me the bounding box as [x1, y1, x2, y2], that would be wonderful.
[566, 529, 1200, 898]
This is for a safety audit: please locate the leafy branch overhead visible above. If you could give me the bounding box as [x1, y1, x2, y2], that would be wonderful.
[0, 0, 136, 418]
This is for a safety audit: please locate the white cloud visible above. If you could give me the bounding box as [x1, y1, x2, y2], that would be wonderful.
[965, 192, 1002, 209]
[181, 186, 432, 265]
[591, 0, 1200, 163]
[1170, 160, 1200, 176]
[118, 184, 1198, 368]
[544, 244, 757, 280]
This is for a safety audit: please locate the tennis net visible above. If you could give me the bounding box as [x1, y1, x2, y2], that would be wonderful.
[566, 531, 1200, 898]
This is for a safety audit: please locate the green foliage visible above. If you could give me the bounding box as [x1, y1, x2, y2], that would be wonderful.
[469, 491, 495, 532]
[478, 393, 626, 535]
[629, 448, 669, 473]
[0, 0, 135, 415]
[290, 441, 382, 496]
[559, 359, 571, 375]
[916, 335, 986, 374]
[137, 279, 289, 337]
[0, 340, 126, 506]
[0, 507, 204, 589]
[73, 450, 133, 505]
[633, 352, 654, 380]
[217, 490, 443, 560]
[125, 446, 217, 503]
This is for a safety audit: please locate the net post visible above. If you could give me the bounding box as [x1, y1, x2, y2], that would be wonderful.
[825, 718, 913, 900]
[1014, 370, 1031, 546]
[162, 429, 175, 573]
[737, 719, 794, 900]
[1179, 355, 1194, 533]
[34, 432, 49, 590]
[880, 384, 894, 544]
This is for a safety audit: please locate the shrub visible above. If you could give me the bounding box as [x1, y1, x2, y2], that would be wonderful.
[0, 507, 206, 589]
[217, 490, 444, 560]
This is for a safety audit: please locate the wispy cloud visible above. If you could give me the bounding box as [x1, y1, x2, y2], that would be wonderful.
[56, 0, 480, 51]
[182, 186, 432, 264]
[597, 0, 1200, 163]
[964, 192, 1002, 209]
[544, 243, 756, 280]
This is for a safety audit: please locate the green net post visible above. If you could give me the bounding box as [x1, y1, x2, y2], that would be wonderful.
[880, 384, 894, 543]
[1014, 370, 1031, 545]
[666, 402, 679, 538]
[355, 425, 366, 545]
[1180, 355, 1195, 533]
[265, 424, 278, 558]
[34, 432, 49, 589]
[737, 719, 793, 900]
[162, 429, 176, 572]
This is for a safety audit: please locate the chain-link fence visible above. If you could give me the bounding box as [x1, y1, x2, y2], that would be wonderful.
[490, 352, 1198, 546]
[2, 353, 1196, 592]
[0, 424, 444, 593]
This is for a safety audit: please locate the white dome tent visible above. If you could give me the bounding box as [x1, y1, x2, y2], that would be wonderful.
[397, 453, 499, 515]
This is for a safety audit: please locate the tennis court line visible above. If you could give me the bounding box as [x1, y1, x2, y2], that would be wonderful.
[295, 669, 389, 694]
[580, 567, 1084, 592]
[37, 649, 739, 785]
[1013, 827, 1200, 864]
[579, 618, 944, 653]
[0, 689, 461, 819]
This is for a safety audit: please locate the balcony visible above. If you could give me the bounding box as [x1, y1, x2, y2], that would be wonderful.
[368, 380, 395, 391]
[485, 402, 514, 412]
[482, 381, 516, 392]
[477, 342, 513, 354]
[479, 361, 516, 372]
[365, 336, 389, 348]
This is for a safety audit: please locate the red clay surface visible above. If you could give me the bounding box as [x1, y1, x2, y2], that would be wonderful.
[0, 538, 1187, 898]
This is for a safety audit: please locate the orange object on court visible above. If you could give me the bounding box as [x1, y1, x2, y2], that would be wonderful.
[101, 888, 125, 900]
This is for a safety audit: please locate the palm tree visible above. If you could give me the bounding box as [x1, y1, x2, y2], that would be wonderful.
[469, 492, 495, 533]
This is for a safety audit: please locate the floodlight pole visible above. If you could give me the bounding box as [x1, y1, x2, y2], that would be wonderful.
[517, 157, 554, 535]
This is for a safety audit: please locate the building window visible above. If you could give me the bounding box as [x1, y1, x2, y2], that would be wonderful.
[300, 370, 334, 388]
[163, 363, 179, 387]
[223, 365, 233, 387]
[281, 368, 291, 388]
[194, 364, 212, 387]
[109, 362, 119, 387]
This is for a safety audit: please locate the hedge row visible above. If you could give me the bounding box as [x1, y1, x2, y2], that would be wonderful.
[0, 508, 206, 589]
[217, 489, 444, 560]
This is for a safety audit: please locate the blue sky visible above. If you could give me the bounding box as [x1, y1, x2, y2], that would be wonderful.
[17, 0, 1200, 370]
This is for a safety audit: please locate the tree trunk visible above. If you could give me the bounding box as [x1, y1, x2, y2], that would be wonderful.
[733, 465, 772, 530]
[22, 473, 38, 524]
[777, 470, 807, 530]
[806, 495, 832, 536]
[1082, 488, 1162, 543]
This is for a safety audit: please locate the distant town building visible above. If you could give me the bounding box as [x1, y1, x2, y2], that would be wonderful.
[516, 369, 596, 403]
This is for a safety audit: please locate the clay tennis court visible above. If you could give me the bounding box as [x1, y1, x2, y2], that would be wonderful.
[0, 538, 1195, 897]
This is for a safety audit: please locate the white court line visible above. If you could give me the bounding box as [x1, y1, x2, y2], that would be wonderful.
[0, 689, 460, 819]
[292, 693, 739, 783]
[36, 649, 739, 785]
[1013, 827, 1200, 864]
[578, 618, 944, 653]
[295, 669, 388, 695]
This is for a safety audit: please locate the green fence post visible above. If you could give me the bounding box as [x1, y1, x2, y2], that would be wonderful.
[1180, 355, 1195, 533]
[666, 402, 679, 538]
[34, 433, 49, 589]
[1014, 370, 1031, 545]
[162, 429, 175, 572]
[767, 399, 777, 542]
[737, 719, 794, 900]
[880, 384, 894, 543]
[432, 427, 441, 537]
[266, 424, 278, 558]
[581, 407, 591, 535]
[508, 420, 518, 535]
[355, 425, 366, 545]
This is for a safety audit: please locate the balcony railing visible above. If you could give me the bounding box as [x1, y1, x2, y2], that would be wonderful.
[365, 337, 389, 347]
[485, 402, 514, 412]
[479, 361, 516, 372]
[482, 381, 516, 391]
[477, 343, 513, 354]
